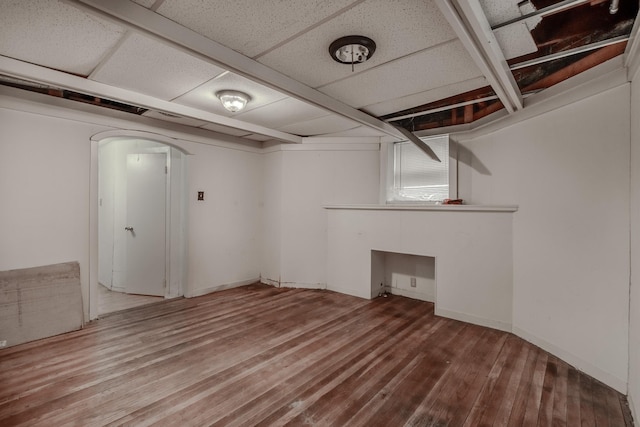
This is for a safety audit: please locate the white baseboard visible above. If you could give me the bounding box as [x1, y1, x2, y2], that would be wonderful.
[185, 278, 259, 298]
[435, 307, 512, 333]
[384, 286, 434, 302]
[326, 285, 370, 300]
[513, 326, 627, 394]
[260, 278, 280, 287]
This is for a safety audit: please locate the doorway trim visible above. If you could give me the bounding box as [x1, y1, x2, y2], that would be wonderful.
[89, 130, 190, 320]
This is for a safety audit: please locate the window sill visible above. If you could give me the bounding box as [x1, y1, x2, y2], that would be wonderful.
[324, 204, 519, 212]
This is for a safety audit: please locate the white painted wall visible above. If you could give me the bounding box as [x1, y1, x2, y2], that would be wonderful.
[261, 141, 380, 288]
[629, 69, 640, 418]
[458, 84, 630, 392]
[0, 108, 102, 319]
[184, 141, 262, 296]
[261, 150, 283, 287]
[381, 251, 436, 302]
[0, 97, 264, 317]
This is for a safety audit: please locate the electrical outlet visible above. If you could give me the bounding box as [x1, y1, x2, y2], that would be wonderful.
[410, 277, 417, 288]
[0, 340, 7, 348]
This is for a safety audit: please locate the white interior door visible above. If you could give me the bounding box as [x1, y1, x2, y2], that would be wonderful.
[125, 153, 166, 296]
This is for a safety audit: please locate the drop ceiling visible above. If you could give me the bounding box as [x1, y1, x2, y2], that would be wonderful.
[0, 0, 637, 145]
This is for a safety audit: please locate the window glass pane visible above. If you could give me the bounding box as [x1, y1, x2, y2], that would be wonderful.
[389, 135, 449, 202]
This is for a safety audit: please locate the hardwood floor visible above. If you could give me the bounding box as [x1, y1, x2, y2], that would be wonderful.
[98, 284, 164, 316]
[0, 284, 633, 426]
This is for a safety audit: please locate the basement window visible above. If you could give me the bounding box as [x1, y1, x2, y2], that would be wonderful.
[386, 134, 455, 203]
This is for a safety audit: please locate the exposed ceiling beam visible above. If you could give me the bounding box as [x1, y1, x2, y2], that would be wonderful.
[0, 56, 302, 144]
[510, 35, 629, 71]
[385, 95, 499, 122]
[61, 0, 405, 141]
[435, 0, 523, 113]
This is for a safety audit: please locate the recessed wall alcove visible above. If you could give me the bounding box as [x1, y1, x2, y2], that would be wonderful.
[371, 250, 435, 302]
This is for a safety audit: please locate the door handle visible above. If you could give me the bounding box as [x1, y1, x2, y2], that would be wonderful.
[125, 226, 134, 231]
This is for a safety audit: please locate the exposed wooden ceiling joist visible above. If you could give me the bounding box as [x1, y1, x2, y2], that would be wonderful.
[511, 35, 629, 70]
[435, 0, 524, 113]
[61, 0, 405, 141]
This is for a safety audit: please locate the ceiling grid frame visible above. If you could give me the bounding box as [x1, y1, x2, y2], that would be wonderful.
[61, 0, 405, 140]
[435, 0, 523, 113]
[0, 0, 635, 138]
[0, 55, 302, 143]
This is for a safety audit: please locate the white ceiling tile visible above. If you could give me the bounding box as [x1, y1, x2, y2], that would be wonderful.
[91, 33, 226, 100]
[480, 0, 539, 60]
[278, 114, 360, 136]
[258, 0, 456, 88]
[479, 0, 541, 28]
[200, 123, 251, 137]
[155, 0, 357, 57]
[0, 0, 126, 76]
[234, 97, 328, 129]
[362, 76, 488, 116]
[479, 0, 523, 26]
[142, 110, 208, 127]
[494, 23, 538, 60]
[173, 72, 288, 117]
[318, 40, 483, 108]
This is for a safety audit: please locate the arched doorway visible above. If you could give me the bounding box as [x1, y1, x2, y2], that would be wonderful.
[89, 131, 188, 318]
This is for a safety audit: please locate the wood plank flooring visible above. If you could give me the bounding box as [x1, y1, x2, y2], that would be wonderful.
[98, 284, 164, 316]
[0, 283, 633, 426]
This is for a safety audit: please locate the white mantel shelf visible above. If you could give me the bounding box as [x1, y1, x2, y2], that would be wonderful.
[324, 204, 519, 212]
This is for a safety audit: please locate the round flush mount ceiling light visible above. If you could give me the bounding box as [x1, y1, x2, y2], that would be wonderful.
[329, 35, 376, 68]
[216, 90, 251, 113]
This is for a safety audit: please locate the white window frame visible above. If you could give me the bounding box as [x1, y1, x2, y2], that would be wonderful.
[380, 135, 457, 204]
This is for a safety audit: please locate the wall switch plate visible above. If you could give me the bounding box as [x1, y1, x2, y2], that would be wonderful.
[197, 191, 204, 201]
[410, 277, 417, 287]
[0, 340, 7, 348]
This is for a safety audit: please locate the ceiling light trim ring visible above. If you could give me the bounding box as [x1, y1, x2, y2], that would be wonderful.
[329, 35, 376, 65]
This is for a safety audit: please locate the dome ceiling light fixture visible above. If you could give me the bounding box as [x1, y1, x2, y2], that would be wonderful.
[329, 35, 376, 72]
[216, 90, 251, 113]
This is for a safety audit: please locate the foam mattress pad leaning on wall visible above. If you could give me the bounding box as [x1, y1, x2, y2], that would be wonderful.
[0, 261, 83, 348]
